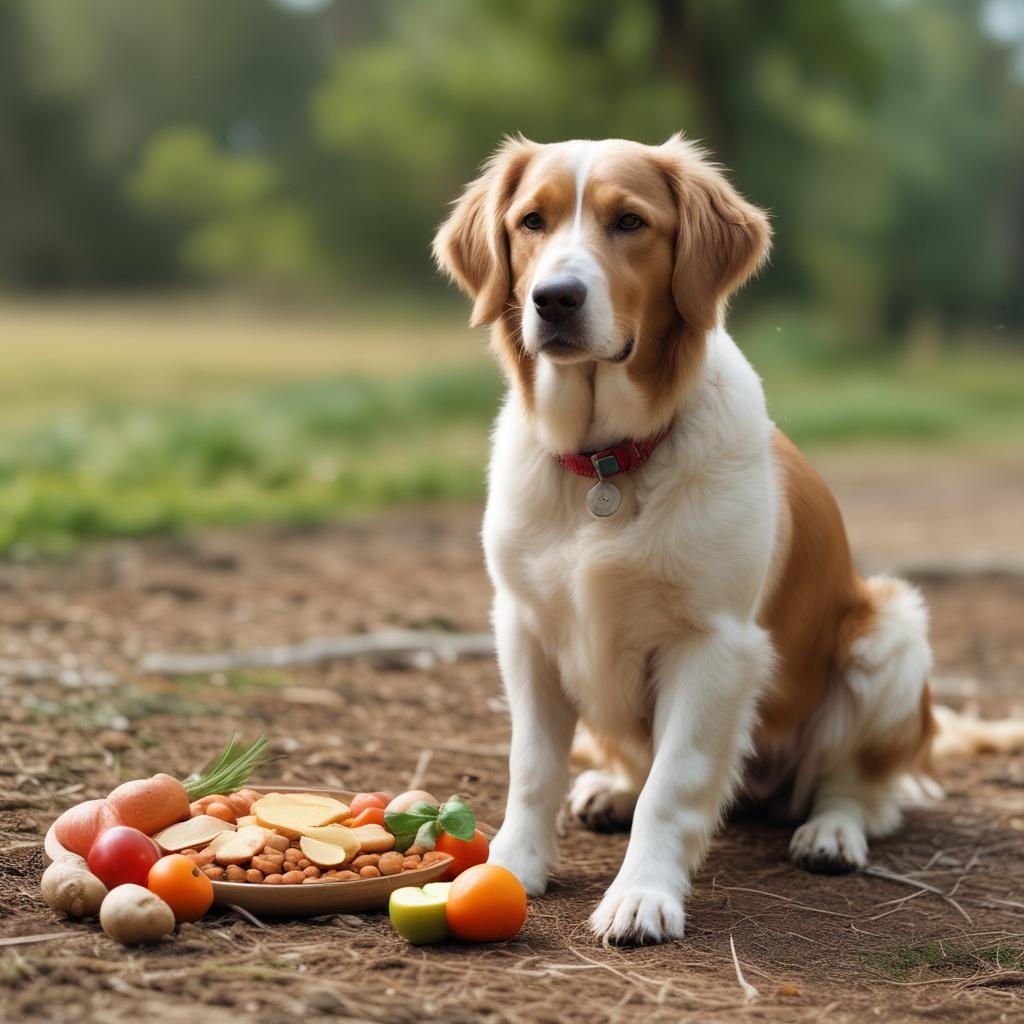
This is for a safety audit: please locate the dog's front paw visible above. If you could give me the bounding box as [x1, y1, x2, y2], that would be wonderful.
[570, 770, 638, 833]
[789, 815, 868, 874]
[590, 882, 686, 946]
[487, 828, 551, 896]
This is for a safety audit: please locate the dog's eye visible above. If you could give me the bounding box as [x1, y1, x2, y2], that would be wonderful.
[522, 212, 544, 231]
[616, 213, 644, 232]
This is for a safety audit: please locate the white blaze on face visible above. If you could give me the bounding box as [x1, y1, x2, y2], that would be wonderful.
[521, 141, 620, 361]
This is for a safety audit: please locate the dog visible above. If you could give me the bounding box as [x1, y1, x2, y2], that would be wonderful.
[432, 134, 942, 946]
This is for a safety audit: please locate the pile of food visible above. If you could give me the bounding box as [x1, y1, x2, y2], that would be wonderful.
[40, 736, 524, 947]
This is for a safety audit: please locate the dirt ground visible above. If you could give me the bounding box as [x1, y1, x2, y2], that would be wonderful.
[2, 454, 1023, 1024]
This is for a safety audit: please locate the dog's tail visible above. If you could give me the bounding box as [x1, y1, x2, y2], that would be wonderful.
[931, 703, 1024, 758]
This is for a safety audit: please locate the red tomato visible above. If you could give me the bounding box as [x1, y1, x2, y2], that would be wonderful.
[87, 825, 161, 889]
[348, 806, 387, 829]
[147, 854, 214, 922]
[349, 792, 392, 816]
[434, 829, 490, 880]
[445, 864, 527, 942]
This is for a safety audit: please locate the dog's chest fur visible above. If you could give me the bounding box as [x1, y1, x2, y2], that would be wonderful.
[483, 331, 780, 738]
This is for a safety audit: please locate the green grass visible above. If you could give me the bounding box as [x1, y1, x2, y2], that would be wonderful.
[865, 940, 1024, 980]
[1, 299, 1021, 554]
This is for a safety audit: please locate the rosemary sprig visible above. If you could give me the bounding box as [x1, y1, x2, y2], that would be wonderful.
[183, 733, 267, 800]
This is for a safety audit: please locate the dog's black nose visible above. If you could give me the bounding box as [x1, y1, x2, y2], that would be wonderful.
[532, 275, 587, 324]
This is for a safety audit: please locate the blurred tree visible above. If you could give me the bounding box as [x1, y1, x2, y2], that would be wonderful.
[130, 126, 320, 285]
[0, 0, 1021, 345]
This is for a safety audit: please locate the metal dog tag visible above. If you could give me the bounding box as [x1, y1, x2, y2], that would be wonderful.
[587, 480, 621, 518]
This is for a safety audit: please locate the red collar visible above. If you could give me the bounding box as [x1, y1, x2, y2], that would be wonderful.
[557, 429, 669, 479]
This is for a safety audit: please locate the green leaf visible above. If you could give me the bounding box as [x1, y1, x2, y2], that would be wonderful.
[415, 818, 441, 850]
[384, 803, 438, 837]
[385, 802, 439, 852]
[437, 795, 476, 842]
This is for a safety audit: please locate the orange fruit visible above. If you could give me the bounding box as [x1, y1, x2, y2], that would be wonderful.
[445, 863, 527, 942]
[434, 829, 490, 880]
[147, 854, 214, 922]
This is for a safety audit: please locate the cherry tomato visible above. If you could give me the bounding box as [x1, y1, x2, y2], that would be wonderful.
[147, 854, 214, 922]
[87, 825, 161, 889]
[349, 792, 392, 817]
[346, 806, 385, 829]
[434, 829, 490, 880]
[445, 863, 527, 942]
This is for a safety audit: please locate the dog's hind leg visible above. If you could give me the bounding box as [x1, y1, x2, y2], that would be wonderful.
[569, 728, 650, 833]
[789, 575, 935, 873]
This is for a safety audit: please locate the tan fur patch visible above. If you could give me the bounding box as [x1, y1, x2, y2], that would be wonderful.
[756, 431, 866, 747]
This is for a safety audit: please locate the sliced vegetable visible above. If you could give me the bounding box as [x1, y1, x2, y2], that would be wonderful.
[299, 824, 361, 862]
[252, 794, 350, 838]
[389, 883, 451, 944]
[153, 815, 235, 853]
[299, 836, 351, 868]
[211, 825, 274, 865]
[348, 806, 386, 829]
[351, 823, 396, 853]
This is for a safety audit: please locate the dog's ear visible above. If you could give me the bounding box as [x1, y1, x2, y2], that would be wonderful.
[433, 137, 535, 326]
[656, 134, 771, 331]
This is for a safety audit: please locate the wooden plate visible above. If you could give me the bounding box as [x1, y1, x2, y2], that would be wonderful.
[45, 786, 455, 918]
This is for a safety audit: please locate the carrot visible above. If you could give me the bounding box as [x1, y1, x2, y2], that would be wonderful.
[106, 773, 190, 836]
[205, 801, 236, 823]
[53, 799, 122, 858]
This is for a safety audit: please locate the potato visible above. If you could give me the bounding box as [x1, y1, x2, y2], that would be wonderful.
[252, 794, 350, 839]
[351, 824, 395, 853]
[212, 825, 275, 865]
[299, 836, 350, 868]
[153, 815, 235, 853]
[99, 884, 175, 945]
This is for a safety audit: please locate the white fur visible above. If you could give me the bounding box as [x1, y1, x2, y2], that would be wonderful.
[521, 142, 622, 368]
[486, 328, 781, 941]
[480, 145, 935, 944]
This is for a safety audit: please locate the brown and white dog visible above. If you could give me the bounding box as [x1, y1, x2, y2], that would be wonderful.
[432, 135, 940, 945]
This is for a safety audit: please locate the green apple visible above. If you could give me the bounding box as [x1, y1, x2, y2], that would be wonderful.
[388, 885, 450, 944]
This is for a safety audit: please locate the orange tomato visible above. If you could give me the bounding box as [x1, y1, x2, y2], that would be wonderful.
[445, 863, 527, 942]
[348, 806, 387, 829]
[434, 829, 489, 880]
[349, 792, 392, 816]
[147, 854, 214, 922]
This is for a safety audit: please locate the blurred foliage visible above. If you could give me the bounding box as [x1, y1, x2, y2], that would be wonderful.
[1, 0, 1022, 345]
[1, 304, 1022, 554]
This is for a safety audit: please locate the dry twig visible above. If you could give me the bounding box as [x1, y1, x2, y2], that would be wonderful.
[139, 629, 495, 676]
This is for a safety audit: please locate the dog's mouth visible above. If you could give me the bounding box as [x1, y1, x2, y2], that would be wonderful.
[538, 336, 635, 364]
[608, 338, 634, 363]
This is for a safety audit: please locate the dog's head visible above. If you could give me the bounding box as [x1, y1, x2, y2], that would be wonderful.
[434, 135, 770, 411]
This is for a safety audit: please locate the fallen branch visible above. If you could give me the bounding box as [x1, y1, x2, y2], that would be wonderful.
[0, 659, 119, 689]
[0, 932, 79, 948]
[407, 749, 433, 791]
[138, 629, 495, 676]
